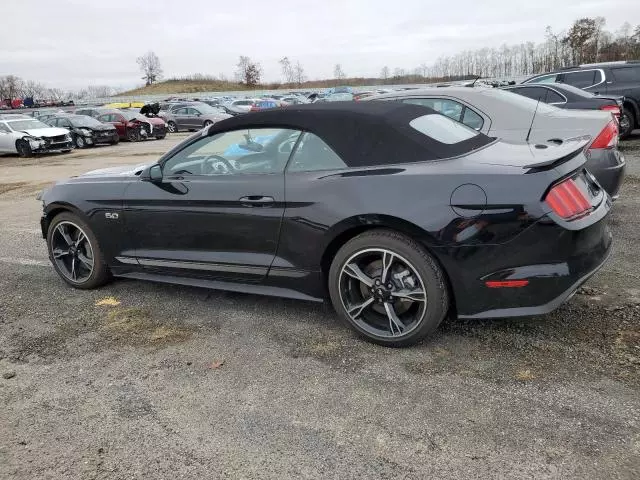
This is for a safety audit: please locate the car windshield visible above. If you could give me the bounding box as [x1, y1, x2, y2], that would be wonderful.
[69, 116, 103, 127]
[121, 111, 145, 121]
[7, 119, 50, 131]
[326, 93, 354, 102]
[410, 113, 480, 144]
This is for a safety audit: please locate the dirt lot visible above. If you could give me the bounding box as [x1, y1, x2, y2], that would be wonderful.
[1, 133, 639, 479]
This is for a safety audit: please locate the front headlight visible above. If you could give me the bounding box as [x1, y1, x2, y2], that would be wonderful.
[27, 136, 44, 148]
[64, 134, 72, 141]
[80, 129, 92, 137]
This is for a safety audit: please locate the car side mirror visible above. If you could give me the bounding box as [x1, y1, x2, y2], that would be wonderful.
[142, 164, 163, 182]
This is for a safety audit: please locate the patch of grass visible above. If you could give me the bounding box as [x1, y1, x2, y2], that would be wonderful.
[101, 307, 192, 345]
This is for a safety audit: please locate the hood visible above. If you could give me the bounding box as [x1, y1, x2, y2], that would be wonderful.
[80, 163, 149, 177]
[144, 117, 166, 125]
[20, 127, 69, 137]
[87, 124, 116, 132]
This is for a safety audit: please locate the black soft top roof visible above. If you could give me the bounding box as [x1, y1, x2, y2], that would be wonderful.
[210, 102, 492, 167]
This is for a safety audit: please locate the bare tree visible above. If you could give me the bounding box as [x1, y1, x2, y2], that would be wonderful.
[380, 66, 390, 83]
[293, 61, 306, 86]
[236, 56, 262, 86]
[279, 56, 295, 84]
[136, 51, 163, 86]
[333, 64, 346, 81]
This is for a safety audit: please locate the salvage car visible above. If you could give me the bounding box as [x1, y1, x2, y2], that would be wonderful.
[95, 109, 166, 142]
[0, 116, 72, 157]
[160, 104, 230, 133]
[502, 83, 624, 125]
[522, 61, 640, 138]
[368, 88, 625, 198]
[38, 102, 612, 347]
[45, 114, 119, 148]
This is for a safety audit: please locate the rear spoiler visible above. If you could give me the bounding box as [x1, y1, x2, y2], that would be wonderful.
[524, 137, 591, 173]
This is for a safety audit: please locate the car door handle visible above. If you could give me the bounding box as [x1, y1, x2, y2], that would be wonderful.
[239, 195, 274, 206]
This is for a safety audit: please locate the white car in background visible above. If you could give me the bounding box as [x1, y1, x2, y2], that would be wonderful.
[0, 114, 73, 157]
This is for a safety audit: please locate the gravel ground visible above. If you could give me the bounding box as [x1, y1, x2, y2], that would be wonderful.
[0, 133, 639, 479]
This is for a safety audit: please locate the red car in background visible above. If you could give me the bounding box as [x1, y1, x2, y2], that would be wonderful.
[94, 109, 167, 142]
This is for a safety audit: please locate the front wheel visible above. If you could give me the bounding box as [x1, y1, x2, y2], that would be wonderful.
[155, 134, 166, 140]
[16, 139, 33, 158]
[47, 212, 111, 289]
[619, 108, 635, 140]
[203, 120, 213, 129]
[328, 230, 449, 347]
[126, 128, 140, 142]
[74, 135, 86, 149]
[167, 121, 177, 133]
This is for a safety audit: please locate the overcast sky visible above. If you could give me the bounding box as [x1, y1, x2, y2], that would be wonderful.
[1, 0, 639, 91]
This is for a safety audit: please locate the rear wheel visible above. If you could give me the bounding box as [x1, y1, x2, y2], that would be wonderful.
[203, 120, 213, 129]
[74, 135, 86, 149]
[619, 107, 635, 139]
[46, 212, 111, 289]
[328, 230, 449, 347]
[16, 139, 33, 158]
[167, 121, 177, 133]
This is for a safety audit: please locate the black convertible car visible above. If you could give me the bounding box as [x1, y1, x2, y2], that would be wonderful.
[38, 102, 613, 346]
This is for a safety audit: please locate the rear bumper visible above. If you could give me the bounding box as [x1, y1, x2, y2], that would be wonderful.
[586, 148, 625, 198]
[448, 213, 613, 319]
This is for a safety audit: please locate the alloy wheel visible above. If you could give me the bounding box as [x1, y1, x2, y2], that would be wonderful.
[338, 248, 427, 338]
[50, 221, 95, 283]
[167, 122, 177, 133]
[619, 113, 631, 135]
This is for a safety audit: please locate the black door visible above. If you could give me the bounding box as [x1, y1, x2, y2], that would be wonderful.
[123, 127, 301, 282]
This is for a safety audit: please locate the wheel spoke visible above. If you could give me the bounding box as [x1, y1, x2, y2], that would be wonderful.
[391, 288, 426, 303]
[57, 224, 74, 246]
[53, 248, 70, 259]
[343, 263, 374, 287]
[71, 258, 77, 280]
[347, 297, 374, 319]
[381, 251, 395, 283]
[75, 231, 86, 247]
[77, 253, 92, 269]
[384, 302, 406, 336]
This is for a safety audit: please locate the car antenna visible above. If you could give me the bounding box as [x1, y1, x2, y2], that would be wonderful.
[525, 96, 542, 143]
[468, 75, 480, 87]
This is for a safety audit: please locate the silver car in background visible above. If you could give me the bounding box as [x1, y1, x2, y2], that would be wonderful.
[367, 87, 625, 198]
[159, 103, 230, 133]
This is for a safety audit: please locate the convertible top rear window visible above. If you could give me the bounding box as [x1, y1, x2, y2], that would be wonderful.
[409, 114, 479, 144]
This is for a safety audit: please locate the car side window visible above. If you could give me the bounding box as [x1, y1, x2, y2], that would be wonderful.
[162, 128, 301, 176]
[0, 123, 10, 133]
[546, 89, 566, 104]
[461, 108, 484, 130]
[562, 70, 596, 88]
[174, 108, 188, 115]
[611, 67, 640, 82]
[287, 132, 348, 172]
[510, 86, 548, 102]
[527, 74, 558, 84]
[187, 108, 200, 115]
[401, 98, 464, 122]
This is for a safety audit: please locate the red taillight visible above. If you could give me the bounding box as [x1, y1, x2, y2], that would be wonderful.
[544, 178, 592, 220]
[485, 280, 529, 288]
[589, 120, 618, 150]
[599, 104, 620, 119]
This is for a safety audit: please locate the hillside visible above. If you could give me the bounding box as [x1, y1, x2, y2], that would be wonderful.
[115, 75, 475, 96]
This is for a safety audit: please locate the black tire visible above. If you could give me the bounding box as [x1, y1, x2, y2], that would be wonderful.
[126, 128, 140, 142]
[74, 135, 86, 149]
[110, 136, 120, 145]
[619, 107, 635, 140]
[328, 229, 449, 347]
[16, 139, 33, 158]
[61, 149, 72, 153]
[155, 134, 166, 140]
[46, 212, 111, 289]
[167, 121, 177, 133]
